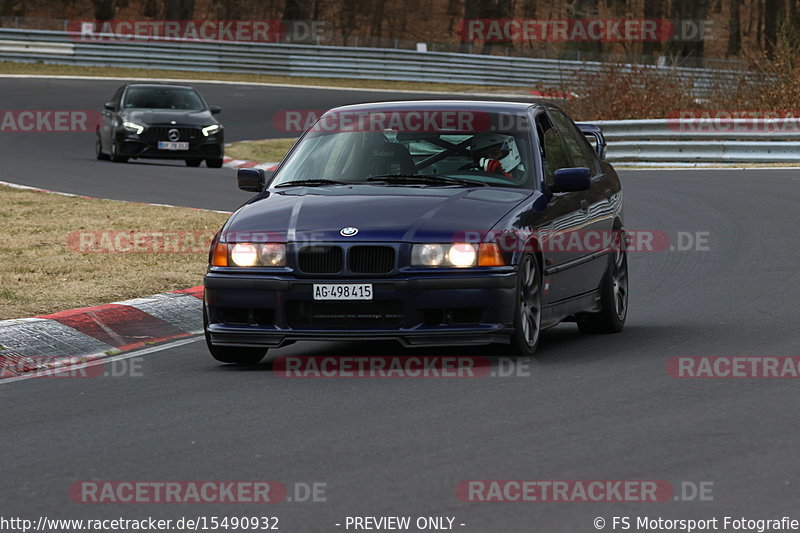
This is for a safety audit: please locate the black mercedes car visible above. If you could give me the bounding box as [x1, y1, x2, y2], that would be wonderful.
[96, 83, 224, 168]
[204, 100, 627, 364]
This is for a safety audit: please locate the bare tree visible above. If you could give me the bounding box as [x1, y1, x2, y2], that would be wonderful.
[520, 0, 536, 17]
[763, 0, 782, 56]
[165, 0, 195, 19]
[93, 0, 116, 20]
[756, 0, 763, 48]
[210, 0, 246, 19]
[143, 0, 160, 18]
[642, 0, 666, 59]
[788, 0, 800, 45]
[561, 0, 603, 60]
[283, 0, 311, 20]
[282, 0, 313, 42]
[727, 0, 742, 56]
[609, 0, 626, 16]
[459, 0, 482, 52]
[668, 0, 710, 64]
[481, 0, 514, 55]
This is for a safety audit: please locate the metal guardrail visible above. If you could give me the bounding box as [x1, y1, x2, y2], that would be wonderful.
[0, 28, 747, 96]
[594, 119, 800, 164]
[1, 28, 787, 165]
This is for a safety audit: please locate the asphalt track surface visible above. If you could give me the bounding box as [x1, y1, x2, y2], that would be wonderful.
[2, 78, 800, 531]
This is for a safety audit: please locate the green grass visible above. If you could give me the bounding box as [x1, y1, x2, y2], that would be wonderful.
[0, 184, 230, 320]
[225, 138, 298, 163]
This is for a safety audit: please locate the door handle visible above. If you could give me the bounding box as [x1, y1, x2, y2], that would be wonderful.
[580, 199, 589, 212]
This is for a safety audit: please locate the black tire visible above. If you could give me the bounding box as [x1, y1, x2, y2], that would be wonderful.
[206, 157, 224, 168]
[110, 138, 128, 163]
[577, 229, 628, 334]
[96, 132, 110, 160]
[185, 159, 203, 167]
[203, 304, 267, 365]
[509, 254, 543, 356]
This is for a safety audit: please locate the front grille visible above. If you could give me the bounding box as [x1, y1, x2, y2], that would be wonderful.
[348, 246, 395, 274]
[297, 246, 343, 274]
[144, 126, 200, 143]
[287, 301, 404, 329]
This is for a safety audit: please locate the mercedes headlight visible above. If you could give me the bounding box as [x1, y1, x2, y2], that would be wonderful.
[202, 124, 221, 137]
[122, 121, 144, 135]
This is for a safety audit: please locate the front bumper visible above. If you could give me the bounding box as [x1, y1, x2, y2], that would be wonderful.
[204, 271, 518, 348]
[116, 131, 223, 160]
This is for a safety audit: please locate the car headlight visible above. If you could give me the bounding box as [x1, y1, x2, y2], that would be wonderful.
[259, 243, 286, 266]
[411, 243, 505, 267]
[230, 243, 259, 266]
[211, 242, 286, 267]
[447, 243, 477, 267]
[122, 121, 144, 135]
[202, 124, 221, 137]
[411, 244, 446, 266]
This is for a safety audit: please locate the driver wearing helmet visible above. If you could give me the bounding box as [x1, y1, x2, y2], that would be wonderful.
[470, 132, 522, 179]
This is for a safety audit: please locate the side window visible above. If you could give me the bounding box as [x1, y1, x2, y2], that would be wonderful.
[536, 114, 573, 190]
[549, 109, 601, 174]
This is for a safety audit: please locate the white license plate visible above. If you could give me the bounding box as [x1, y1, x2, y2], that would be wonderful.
[157, 141, 189, 151]
[313, 283, 373, 300]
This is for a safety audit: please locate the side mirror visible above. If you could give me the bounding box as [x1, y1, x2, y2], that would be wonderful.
[237, 168, 273, 192]
[576, 123, 607, 159]
[104, 101, 116, 111]
[552, 167, 591, 193]
[209, 105, 222, 115]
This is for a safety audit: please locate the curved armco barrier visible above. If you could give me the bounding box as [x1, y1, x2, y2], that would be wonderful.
[595, 118, 800, 164]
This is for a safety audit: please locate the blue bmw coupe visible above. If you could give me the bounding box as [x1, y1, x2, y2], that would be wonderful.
[204, 100, 627, 364]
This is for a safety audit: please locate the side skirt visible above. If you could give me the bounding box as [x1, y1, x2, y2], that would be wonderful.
[541, 290, 602, 329]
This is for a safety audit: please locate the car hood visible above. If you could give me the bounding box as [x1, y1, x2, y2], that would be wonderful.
[122, 109, 217, 126]
[222, 185, 532, 243]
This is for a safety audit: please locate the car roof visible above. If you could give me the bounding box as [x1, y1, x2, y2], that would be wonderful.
[325, 100, 548, 115]
[124, 83, 197, 91]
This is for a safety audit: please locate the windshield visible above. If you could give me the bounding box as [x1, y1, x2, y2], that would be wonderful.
[123, 87, 206, 111]
[272, 113, 535, 189]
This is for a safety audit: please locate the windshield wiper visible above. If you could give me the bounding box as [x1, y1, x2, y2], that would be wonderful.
[274, 179, 349, 188]
[366, 174, 487, 187]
